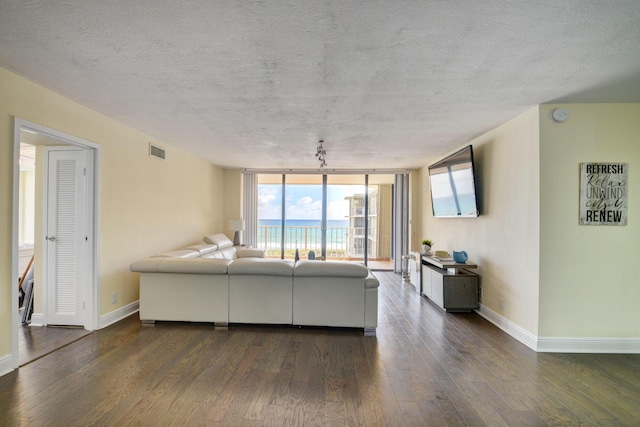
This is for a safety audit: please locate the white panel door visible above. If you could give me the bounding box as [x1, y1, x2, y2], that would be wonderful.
[46, 149, 87, 326]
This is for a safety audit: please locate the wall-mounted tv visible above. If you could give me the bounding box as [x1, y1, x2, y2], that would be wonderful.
[428, 145, 480, 217]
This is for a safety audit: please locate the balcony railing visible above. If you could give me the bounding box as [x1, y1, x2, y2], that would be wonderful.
[257, 225, 375, 258]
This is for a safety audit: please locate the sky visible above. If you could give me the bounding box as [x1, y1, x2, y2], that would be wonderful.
[258, 184, 367, 220]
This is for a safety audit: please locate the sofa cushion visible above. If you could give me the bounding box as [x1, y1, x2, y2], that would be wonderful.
[201, 251, 226, 259]
[151, 249, 200, 259]
[294, 260, 369, 278]
[200, 247, 237, 260]
[184, 243, 218, 255]
[203, 233, 233, 249]
[157, 258, 231, 274]
[228, 258, 294, 276]
[236, 248, 265, 258]
[221, 247, 238, 259]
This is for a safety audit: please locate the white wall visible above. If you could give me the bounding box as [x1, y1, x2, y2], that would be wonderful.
[539, 104, 640, 338]
[420, 107, 541, 336]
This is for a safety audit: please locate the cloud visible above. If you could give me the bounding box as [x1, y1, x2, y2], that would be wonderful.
[258, 186, 281, 219]
[327, 199, 349, 220]
[297, 196, 313, 206]
[258, 183, 367, 221]
[287, 197, 322, 219]
[258, 193, 276, 205]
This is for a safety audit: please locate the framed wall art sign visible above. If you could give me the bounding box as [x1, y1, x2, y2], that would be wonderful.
[579, 162, 628, 226]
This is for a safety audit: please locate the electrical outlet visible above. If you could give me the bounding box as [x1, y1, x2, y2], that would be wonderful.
[111, 292, 118, 304]
[499, 297, 505, 310]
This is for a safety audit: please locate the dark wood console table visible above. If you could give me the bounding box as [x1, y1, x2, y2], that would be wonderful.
[421, 256, 479, 312]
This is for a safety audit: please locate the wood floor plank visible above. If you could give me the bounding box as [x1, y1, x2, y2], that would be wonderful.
[245, 371, 278, 421]
[18, 325, 92, 366]
[205, 345, 261, 422]
[2, 272, 640, 426]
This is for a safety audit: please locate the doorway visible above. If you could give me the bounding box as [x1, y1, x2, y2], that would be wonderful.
[11, 119, 100, 368]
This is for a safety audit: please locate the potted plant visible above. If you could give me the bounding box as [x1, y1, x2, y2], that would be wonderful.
[421, 239, 433, 253]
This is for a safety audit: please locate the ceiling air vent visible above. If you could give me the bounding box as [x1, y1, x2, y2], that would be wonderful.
[149, 143, 166, 160]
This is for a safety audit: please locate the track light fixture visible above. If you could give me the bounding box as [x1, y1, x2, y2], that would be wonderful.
[315, 139, 327, 168]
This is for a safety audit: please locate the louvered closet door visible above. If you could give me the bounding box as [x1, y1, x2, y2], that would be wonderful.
[46, 149, 87, 326]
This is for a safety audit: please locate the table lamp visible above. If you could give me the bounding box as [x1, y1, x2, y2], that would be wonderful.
[229, 219, 244, 246]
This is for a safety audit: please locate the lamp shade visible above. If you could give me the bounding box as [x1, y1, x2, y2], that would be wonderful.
[229, 219, 244, 231]
[229, 219, 244, 246]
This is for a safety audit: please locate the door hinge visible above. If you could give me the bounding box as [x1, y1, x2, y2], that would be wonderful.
[83, 167, 86, 176]
[83, 301, 85, 309]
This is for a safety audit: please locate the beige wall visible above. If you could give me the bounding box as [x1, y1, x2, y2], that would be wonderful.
[539, 104, 640, 337]
[1, 67, 224, 357]
[420, 107, 541, 335]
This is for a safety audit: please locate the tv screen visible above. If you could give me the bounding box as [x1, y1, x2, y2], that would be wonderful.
[428, 145, 479, 217]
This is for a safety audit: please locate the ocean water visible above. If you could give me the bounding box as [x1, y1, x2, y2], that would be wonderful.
[259, 219, 348, 227]
[432, 195, 478, 217]
[257, 219, 350, 250]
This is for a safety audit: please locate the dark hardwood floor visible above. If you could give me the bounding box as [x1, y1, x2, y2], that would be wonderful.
[2, 272, 639, 426]
[18, 324, 92, 366]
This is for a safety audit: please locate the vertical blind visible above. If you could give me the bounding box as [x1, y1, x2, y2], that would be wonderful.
[393, 173, 410, 273]
[242, 172, 258, 248]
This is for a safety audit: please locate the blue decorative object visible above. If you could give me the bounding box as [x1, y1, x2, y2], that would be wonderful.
[452, 251, 468, 263]
[308, 251, 315, 260]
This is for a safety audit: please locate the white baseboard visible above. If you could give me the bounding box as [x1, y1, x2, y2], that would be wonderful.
[476, 303, 640, 354]
[29, 313, 44, 326]
[26, 302, 138, 331]
[0, 353, 16, 378]
[100, 300, 139, 329]
[537, 337, 640, 353]
[475, 303, 538, 351]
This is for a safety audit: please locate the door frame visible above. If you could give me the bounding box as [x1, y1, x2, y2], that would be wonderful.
[10, 118, 101, 369]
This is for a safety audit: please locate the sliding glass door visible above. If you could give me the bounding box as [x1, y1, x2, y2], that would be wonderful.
[326, 175, 365, 263]
[284, 175, 323, 260]
[255, 173, 395, 270]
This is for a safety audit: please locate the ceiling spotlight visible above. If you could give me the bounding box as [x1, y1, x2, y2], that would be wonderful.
[315, 139, 327, 168]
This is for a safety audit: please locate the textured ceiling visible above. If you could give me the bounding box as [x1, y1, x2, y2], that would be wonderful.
[2, 1, 640, 169]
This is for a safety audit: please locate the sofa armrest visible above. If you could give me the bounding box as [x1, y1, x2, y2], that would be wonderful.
[130, 258, 164, 273]
[365, 271, 380, 288]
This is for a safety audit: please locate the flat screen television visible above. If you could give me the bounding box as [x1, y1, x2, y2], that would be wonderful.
[428, 145, 480, 217]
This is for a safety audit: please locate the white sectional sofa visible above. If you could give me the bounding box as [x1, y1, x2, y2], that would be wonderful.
[130, 233, 379, 335]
